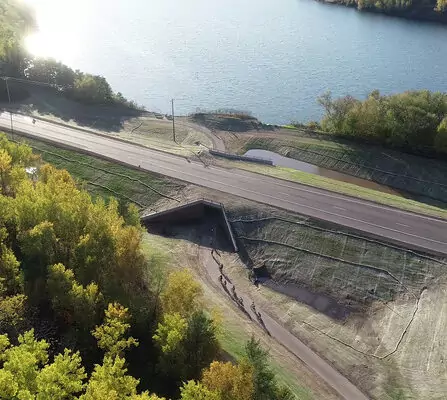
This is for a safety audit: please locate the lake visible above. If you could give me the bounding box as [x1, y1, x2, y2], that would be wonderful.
[25, 0, 447, 124]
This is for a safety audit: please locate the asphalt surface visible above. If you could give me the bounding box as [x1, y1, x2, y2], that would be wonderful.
[1, 112, 447, 256]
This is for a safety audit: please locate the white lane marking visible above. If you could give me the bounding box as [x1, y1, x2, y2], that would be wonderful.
[396, 222, 409, 228]
[333, 206, 346, 211]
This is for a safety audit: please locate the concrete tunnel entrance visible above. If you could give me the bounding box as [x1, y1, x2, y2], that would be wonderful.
[141, 200, 238, 253]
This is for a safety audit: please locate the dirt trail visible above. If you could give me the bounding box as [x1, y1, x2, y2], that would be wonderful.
[178, 118, 226, 151]
[198, 242, 369, 400]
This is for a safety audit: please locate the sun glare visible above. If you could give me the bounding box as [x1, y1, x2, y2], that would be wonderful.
[23, 0, 80, 64]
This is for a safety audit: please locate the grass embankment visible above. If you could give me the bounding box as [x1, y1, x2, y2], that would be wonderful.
[227, 207, 446, 307]
[12, 134, 186, 210]
[239, 131, 447, 204]
[226, 205, 447, 399]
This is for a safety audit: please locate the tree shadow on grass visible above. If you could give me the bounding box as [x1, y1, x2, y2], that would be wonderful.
[1, 82, 145, 132]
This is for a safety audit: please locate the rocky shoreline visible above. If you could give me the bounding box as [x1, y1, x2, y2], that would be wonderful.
[317, 0, 447, 24]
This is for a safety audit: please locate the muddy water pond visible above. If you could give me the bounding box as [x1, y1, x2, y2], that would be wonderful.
[244, 149, 400, 196]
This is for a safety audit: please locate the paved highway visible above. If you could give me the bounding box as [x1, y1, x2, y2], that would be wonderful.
[1, 112, 446, 256]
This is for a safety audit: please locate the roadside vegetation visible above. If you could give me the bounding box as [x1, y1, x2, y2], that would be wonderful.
[316, 90, 447, 155]
[0, 134, 296, 399]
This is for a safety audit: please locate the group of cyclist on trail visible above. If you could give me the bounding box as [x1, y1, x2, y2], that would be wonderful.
[216, 254, 264, 325]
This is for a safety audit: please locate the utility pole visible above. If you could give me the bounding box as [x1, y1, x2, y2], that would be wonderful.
[171, 98, 176, 143]
[4, 78, 13, 137]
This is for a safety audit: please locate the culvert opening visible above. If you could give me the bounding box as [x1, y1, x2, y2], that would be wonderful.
[141, 200, 238, 253]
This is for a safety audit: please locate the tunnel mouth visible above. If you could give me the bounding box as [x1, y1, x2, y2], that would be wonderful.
[141, 200, 238, 253]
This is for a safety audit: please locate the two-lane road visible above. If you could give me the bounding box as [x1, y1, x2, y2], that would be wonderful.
[1, 112, 446, 256]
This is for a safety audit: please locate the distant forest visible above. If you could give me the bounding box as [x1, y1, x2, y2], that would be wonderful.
[325, 0, 447, 22]
[336, 0, 446, 12]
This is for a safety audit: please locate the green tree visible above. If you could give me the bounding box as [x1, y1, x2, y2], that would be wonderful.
[435, 117, 447, 152]
[20, 221, 58, 279]
[72, 73, 114, 105]
[47, 263, 104, 330]
[153, 312, 188, 354]
[0, 329, 49, 398]
[0, 294, 26, 335]
[36, 349, 86, 400]
[80, 356, 139, 400]
[183, 311, 220, 378]
[92, 303, 138, 358]
[25, 58, 76, 88]
[0, 0, 34, 77]
[0, 236, 23, 295]
[245, 337, 295, 400]
[202, 360, 254, 400]
[244, 337, 293, 400]
[180, 381, 220, 400]
[318, 90, 447, 153]
[161, 269, 203, 318]
[245, 337, 276, 400]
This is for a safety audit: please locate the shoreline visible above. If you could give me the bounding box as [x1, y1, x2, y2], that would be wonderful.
[317, 0, 447, 24]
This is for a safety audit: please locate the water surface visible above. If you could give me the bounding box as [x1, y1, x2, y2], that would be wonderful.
[25, 0, 447, 123]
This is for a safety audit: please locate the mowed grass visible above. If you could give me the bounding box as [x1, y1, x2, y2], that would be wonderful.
[220, 159, 447, 219]
[11, 134, 185, 209]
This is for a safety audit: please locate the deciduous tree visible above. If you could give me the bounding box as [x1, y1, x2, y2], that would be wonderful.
[161, 269, 203, 318]
[92, 303, 138, 358]
[180, 380, 220, 400]
[202, 360, 254, 400]
[47, 263, 104, 330]
[36, 349, 86, 400]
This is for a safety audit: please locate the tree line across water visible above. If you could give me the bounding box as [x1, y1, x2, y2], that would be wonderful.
[0, 0, 139, 108]
[331, 0, 446, 15]
[0, 134, 294, 399]
[313, 90, 447, 155]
